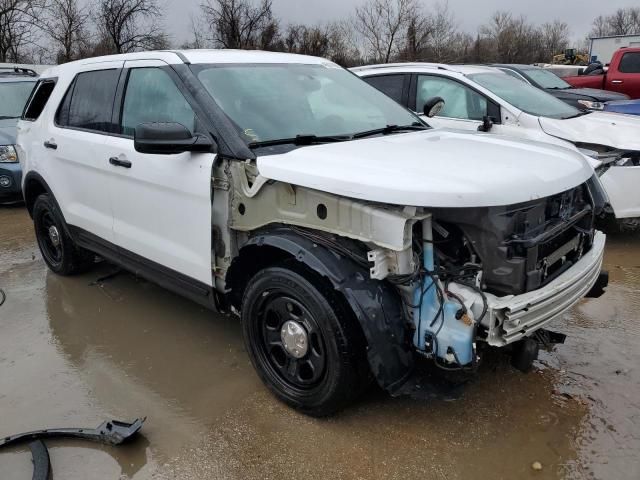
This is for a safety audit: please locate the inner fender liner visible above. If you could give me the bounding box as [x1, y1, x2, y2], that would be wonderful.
[236, 228, 415, 393]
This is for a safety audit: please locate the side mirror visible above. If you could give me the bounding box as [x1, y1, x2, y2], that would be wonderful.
[134, 122, 214, 155]
[477, 115, 494, 132]
[422, 97, 446, 118]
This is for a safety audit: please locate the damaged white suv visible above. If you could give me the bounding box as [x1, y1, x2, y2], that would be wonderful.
[18, 50, 608, 416]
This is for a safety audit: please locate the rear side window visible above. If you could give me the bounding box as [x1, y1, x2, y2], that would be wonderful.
[363, 75, 406, 104]
[619, 52, 640, 74]
[57, 69, 120, 133]
[23, 80, 55, 121]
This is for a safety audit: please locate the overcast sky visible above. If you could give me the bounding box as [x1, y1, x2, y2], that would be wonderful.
[165, 0, 640, 45]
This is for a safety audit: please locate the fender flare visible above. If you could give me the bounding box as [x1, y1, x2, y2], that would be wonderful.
[230, 228, 415, 393]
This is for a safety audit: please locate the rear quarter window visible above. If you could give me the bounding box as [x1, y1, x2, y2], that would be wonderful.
[17, 80, 47, 121]
[56, 69, 120, 133]
[619, 52, 640, 74]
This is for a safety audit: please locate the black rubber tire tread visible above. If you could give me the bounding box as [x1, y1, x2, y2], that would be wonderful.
[33, 193, 95, 275]
[241, 261, 370, 417]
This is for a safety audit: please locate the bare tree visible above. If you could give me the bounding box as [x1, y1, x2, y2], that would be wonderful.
[40, 0, 89, 63]
[540, 20, 570, 61]
[589, 7, 640, 37]
[95, 0, 166, 54]
[354, 0, 417, 63]
[428, 2, 458, 62]
[201, 0, 277, 49]
[0, 0, 43, 62]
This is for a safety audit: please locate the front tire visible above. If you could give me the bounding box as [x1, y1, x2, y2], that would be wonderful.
[33, 193, 94, 275]
[241, 264, 369, 416]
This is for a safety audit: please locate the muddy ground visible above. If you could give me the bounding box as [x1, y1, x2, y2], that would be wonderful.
[0, 205, 638, 480]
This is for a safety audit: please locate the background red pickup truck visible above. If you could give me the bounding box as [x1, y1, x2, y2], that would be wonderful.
[564, 48, 640, 99]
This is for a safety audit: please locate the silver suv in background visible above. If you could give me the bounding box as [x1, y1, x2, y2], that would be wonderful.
[0, 68, 38, 203]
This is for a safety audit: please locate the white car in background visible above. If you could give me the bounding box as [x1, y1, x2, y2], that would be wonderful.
[354, 63, 640, 230]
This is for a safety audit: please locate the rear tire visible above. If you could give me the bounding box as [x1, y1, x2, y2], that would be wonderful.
[241, 263, 369, 416]
[33, 193, 94, 275]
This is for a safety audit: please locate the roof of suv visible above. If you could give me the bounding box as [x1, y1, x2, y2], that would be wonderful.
[40, 49, 331, 78]
[0, 67, 38, 82]
[352, 63, 497, 76]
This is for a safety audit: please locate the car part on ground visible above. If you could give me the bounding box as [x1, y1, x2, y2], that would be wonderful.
[0, 418, 145, 448]
[28, 441, 51, 480]
[0, 418, 145, 480]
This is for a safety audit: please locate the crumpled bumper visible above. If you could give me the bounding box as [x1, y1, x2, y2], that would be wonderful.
[485, 231, 606, 346]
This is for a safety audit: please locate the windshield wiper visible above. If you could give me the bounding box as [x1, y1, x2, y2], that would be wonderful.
[0, 115, 19, 120]
[248, 134, 351, 149]
[564, 111, 592, 119]
[352, 123, 427, 139]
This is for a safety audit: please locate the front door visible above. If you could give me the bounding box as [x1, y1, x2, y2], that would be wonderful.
[104, 60, 216, 286]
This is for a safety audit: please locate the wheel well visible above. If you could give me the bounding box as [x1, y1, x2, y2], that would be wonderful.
[24, 177, 48, 216]
[225, 245, 292, 310]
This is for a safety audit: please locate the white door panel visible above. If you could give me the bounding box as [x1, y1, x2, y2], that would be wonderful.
[600, 166, 640, 219]
[105, 136, 215, 285]
[48, 128, 114, 241]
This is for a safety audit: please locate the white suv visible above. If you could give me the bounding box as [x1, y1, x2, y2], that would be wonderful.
[18, 50, 608, 415]
[354, 63, 640, 230]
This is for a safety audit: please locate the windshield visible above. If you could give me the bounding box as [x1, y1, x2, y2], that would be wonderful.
[468, 72, 581, 119]
[521, 68, 571, 89]
[0, 81, 37, 118]
[193, 63, 422, 144]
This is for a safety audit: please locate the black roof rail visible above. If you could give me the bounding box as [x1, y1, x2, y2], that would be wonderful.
[0, 66, 38, 77]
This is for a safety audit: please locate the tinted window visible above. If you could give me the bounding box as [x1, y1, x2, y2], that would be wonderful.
[364, 75, 405, 104]
[22, 80, 54, 121]
[61, 69, 120, 132]
[121, 68, 195, 136]
[0, 81, 37, 119]
[416, 75, 488, 120]
[619, 52, 640, 74]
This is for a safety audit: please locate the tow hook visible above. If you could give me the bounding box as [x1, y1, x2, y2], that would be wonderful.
[511, 329, 567, 373]
[586, 270, 609, 298]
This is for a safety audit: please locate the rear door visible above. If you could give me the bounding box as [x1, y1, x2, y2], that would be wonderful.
[47, 62, 123, 242]
[103, 60, 216, 286]
[607, 51, 640, 99]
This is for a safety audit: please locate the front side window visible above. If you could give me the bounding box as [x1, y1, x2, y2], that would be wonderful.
[416, 75, 488, 121]
[193, 63, 420, 144]
[59, 69, 120, 132]
[121, 68, 195, 136]
[469, 72, 580, 119]
[619, 52, 640, 74]
[364, 74, 406, 104]
[0, 81, 37, 119]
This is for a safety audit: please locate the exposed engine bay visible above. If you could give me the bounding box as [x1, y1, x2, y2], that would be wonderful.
[224, 160, 608, 378]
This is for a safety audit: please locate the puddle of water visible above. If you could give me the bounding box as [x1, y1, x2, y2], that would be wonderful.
[1, 207, 639, 479]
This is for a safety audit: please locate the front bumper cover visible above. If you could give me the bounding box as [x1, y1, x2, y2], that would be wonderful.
[485, 231, 606, 346]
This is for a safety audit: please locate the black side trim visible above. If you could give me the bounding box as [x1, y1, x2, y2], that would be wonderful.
[230, 228, 414, 393]
[68, 226, 217, 311]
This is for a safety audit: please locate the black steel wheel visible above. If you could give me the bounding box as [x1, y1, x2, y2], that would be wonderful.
[241, 263, 369, 416]
[33, 194, 94, 275]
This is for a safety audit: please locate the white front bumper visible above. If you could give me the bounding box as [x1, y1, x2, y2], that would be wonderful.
[600, 166, 640, 219]
[485, 231, 606, 346]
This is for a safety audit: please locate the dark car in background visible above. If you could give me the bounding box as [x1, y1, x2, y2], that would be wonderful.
[604, 99, 640, 116]
[0, 68, 38, 203]
[492, 64, 629, 111]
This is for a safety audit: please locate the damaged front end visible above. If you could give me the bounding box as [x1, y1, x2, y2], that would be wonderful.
[385, 179, 608, 372]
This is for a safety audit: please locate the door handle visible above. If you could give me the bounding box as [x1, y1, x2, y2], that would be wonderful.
[109, 157, 132, 168]
[44, 141, 57, 150]
[611, 80, 623, 84]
